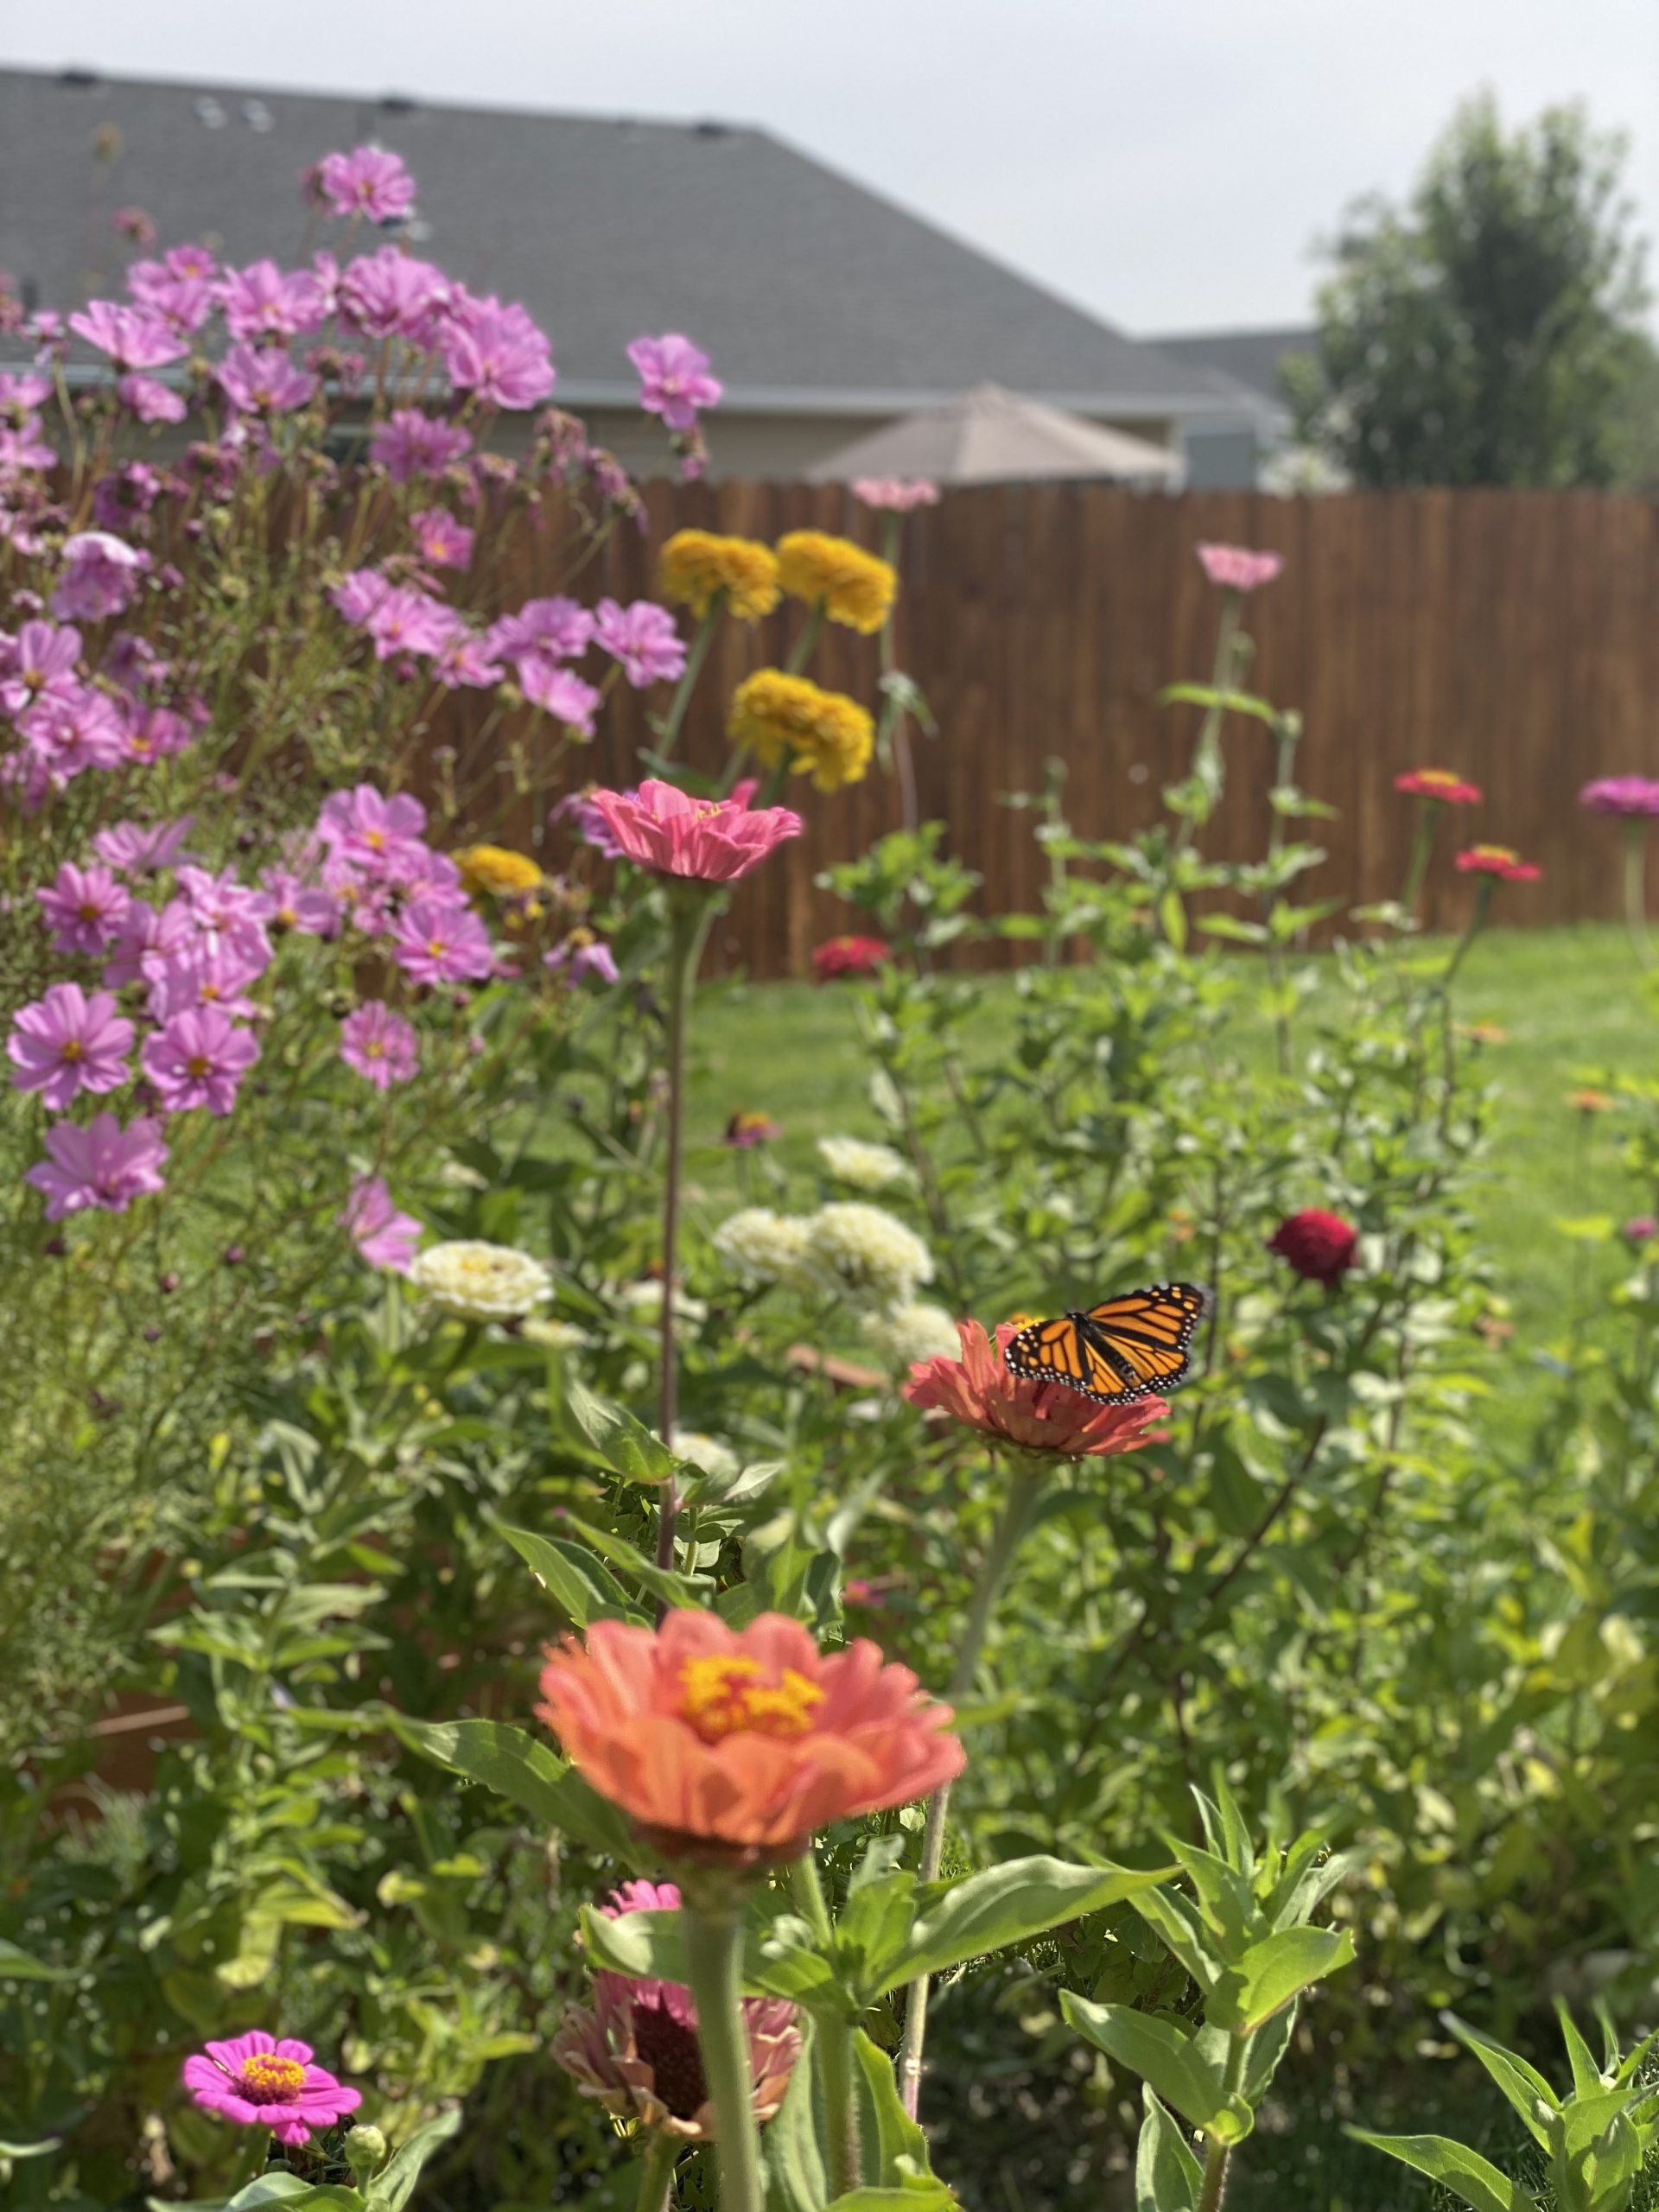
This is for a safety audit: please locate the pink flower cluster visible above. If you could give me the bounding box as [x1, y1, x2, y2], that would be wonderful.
[1197, 541, 1283, 594]
[854, 478, 941, 512]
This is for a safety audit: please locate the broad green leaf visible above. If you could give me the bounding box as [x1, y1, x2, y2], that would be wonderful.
[1157, 683, 1279, 725]
[874, 1859, 1173, 1996]
[564, 1376, 675, 1483]
[497, 1522, 643, 1628]
[1195, 916, 1269, 944]
[1446, 2016, 1560, 2150]
[1555, 2003, 1604, 2099]
[581, 1904, 689, 1984]
[1135, 2088, 1203, 2212]
[1128, 1883, 1221, 1994]
[0, 1938, 71, 1980]
[765, 2018, 830, 2212]
[385, 1713, 634, 1859]
[820, 2192, 956, 2212]
[1344, 2129, 1528, 2212]
[560, 1510, 712, 1611]
[1208, 1927, 1355, 2033]
[367, 2108, 463, 2210]
[1060, 1996, 1252, 2144]
[853, 2029, 930, 2182]
[1158, 888, 1187, 952]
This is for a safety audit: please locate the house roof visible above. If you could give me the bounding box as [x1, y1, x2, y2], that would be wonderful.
[1144, 326, 1317, 411]
[0, 65, 1275, 427]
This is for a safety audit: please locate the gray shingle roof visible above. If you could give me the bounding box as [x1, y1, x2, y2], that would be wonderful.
[0, 65, 1272, 423]
[1144, 326, 1317, 410]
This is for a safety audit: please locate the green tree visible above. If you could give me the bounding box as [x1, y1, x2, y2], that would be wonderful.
[1288, 92, 1653, 487]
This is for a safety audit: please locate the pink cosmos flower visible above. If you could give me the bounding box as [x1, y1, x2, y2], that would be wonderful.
[0, 619, 80, 713]
[1580, 777, 1659, 818]
[339, 249, 450, 343]
[854, 478, 941, 512]
[587, 778, 803, 884]
[218, 259, 328, 342]
[442, 293, 555, 410]
[116, 701, 194, 767]
[25, 1111, 168, 1221]
[39, 863, 132, 954]
[429, 628, 504, 689]
[52, 533, 148, 620]
[317, 785, 429, 877]
[370, 408, 472, 481]
[545, 937, 620, 986]
[365, 585, 459, 660]
[9, 982, 134, 1109]
[594, 599, 686, 688]
[328, 569, 397, 627]
[143, 942, 267, 1023]
[340, 1000, 419, 1088]
[93, 817, 196, 876]
[518, 659, 601, 734]
[256, 868, 340, 936]
[1196, 542, 1282, 594]
[116, 373, 187, 424]
[181, 2031, 362, 2148]
[317, 144, 417, 223]
[115, 206, 158, 247]
[903, 1319, 1171, 1459]
[141, 1006, 261, 1116]
[102, 898, 192, 989]
[392, 898, 495, 985]
[68, 301, 187, 371]
[174, 866, 270, 943]
[217, 344, 318, 415]
[341, 1174, 421, 1273]
[626, 334, 722, 430]
[488, 596, 595, 667]
[410, 507, 474, 569]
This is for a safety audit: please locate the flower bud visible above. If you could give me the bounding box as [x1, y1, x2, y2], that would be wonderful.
[344, 2124, 388, 2182]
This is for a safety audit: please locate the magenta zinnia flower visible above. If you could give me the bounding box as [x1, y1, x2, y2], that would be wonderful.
[1267, 1208, 1357, 1287]
[38, 862, 132, 955]
[1196, 542, 1282, 594]
[141, 1006, 261, 1116]
[854, 477, 941, 512]
[340, 1000, 419, 1088]
[594, 598, 687, 687]
[1580, 776, 1659, 818]
[626, 334, 723, 430]
[25, 1111, 167, 1220]
[391, 898, 495, 985]
[181, 2030, 362, 2147]
[9, 982, 134, 1110]
[341, 1174, 421, 1273]
[317, 144, 417, 223]
[903, 1319, 1170, 1459]
[587, 779, 803, 885]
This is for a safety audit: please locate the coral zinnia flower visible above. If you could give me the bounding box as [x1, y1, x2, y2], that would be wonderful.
[554, 1880, 801, 2138]
[537, 1611, 963, 1863]
[1395, 767, 1481, 804]
[1455, 844, 1541, 883]
[775, 531, 897, 633]
[1196, 542, 1282, 593]
[181, 2031, 361, 2146]
[728, 671, 874, 793]
[1267, 1209, 1357, 1287]
[587, 778, 803, 884]
[659, 530, 780, 623]
[903, 1319, 1170, 1459]
[811, 935, 892, 982]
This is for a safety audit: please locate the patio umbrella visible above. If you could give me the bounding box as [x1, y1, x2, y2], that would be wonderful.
[808, 381, 1179, 486]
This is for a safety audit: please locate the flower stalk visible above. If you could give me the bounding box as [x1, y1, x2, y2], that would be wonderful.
[1399, 798, 1439, 918]
[1623, 817, 1652, 967]
[652, 599, 721, 761]
[633, 2128, 679, 2212]
[897, 1457, 1049, 2118]
[656, 890, 717, 1580]
[791, 1853, 861, 2195]
[680, 1895, 766, 2212]
[1174, 588, 1243, 855]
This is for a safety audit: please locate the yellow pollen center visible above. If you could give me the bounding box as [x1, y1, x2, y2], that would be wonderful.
[61, 1039, 84, 1062]
[78, 902, 101, 922]
[187, 1053, 212, 1077]
[240, 2053, 306, 2099]
[365, 830, 385, 849]
[365, 1040, 385, 1058]
[427, 938, 447, 957]
[677, 1654, 824, 1742]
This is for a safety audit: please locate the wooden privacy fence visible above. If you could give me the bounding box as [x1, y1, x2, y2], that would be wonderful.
[467, 482, 1659, 977]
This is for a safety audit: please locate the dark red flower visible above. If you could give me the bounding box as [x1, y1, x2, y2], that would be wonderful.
[811, 935, 891, 983]
[1267, 1209, 1357, 1287]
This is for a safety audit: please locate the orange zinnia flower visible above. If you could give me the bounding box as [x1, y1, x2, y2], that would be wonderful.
[537, 1612, 963, 1865]
[903, 1319, 1169, 1459]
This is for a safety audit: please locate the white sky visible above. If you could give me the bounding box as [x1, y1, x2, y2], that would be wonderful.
[5, 0, 1658, 336]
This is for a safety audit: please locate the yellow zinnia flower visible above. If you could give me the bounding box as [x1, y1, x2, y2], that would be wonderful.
[775, 531, 897, 633]
[658, 530, 780, 623]
[728, 670, 874, 793]
[454, 843, 544, 899]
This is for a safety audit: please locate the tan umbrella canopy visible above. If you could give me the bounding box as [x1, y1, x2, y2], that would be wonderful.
[808, 381, 1179, 486]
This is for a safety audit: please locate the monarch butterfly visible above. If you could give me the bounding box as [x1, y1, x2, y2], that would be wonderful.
[1005, 1281, 1207, 1405]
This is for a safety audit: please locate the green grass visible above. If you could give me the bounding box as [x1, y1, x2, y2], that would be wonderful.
[684, 924, 1659, 1422]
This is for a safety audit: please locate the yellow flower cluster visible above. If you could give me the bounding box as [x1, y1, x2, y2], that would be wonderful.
[454, 844, 544, 899]
[728, 670, 874, 793]
[776, 531, 897, 633]
[659, 530, 780, 623]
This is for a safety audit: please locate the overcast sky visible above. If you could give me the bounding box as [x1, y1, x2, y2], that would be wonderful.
[5, 0, 1659, 336]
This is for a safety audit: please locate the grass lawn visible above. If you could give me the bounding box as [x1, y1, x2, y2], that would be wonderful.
[685, 924, 1659, 1439]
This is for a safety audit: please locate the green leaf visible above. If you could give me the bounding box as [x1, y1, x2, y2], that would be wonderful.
[564, 1376, 675, 1483]
[0, 1938, 71, 1980]
[873, 1858, 1173, 1995]
[1059, 1995, 1252, 2143]
[1195, 915, 1269, 944]
[1135, 2088, 1204, 2212]
[1446, 2015, 1560, 2150]
[1157, 683, 1280, 725]
[1208, 1927, 1355, 2033]
[581, 1903, 689, 1985]
[366, 2109, 463, 2210]
[765, 2018, 830, 2212]
[385, 1713, 634, 1859]
[1158, 888, 1187, 952]
[560, 1510, 713, 1612]
[853, 2029, 930, 2182]
[1344, 2130, 1528, 2212]
[497, 1522, 644, 1628]
[820, 2192, 956, 2212]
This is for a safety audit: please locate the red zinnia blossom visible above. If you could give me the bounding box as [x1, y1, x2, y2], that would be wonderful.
[903, 1319, 1170, 1459]
[1395, 767, 1481, 805]
[811, 935, 892, 983]
[1455, 844, 1541, 883]
[1267, 1209, 1357, 1287]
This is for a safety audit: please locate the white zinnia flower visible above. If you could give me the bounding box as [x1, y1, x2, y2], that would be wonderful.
[523, 1317, 591, 1351]
[711, 1206, 819, 1288]
[409, 1239, 552, 1322]
[817, 1135, 912, 1192]
[805, 1202, 933, 1307]
[618, 1279, 709, 1329]
[861, 1300, 960, 1368]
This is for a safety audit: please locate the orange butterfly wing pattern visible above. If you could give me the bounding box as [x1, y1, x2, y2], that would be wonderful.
[1005, 1282, 1207, 1405]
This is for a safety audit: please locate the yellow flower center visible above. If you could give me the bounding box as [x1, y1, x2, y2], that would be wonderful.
[677, 1655, 824, 1743]
[240, 2053, 306, 2099]
[187, 1053, 212, 1077]
[78, 901, 102, 922]
[60, 1039, 84, 1062]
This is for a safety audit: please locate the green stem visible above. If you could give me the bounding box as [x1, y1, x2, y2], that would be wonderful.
[682, 1899, 765, 2212]
[1623, 820, 1652, 967]
[634, 2127, 679, 2212]
[656, 895, 716, 1585]
[1197, 2037, 1250, 2212]
[1174, 591, 1243, 856]
[1441, 878, 1496, 991]
[897, 1459, 1049, 2119]
[785, 600, 826, 674]
[791, 1855, 861, 2195]
[653, 602, 721, 760]
[1399, 800, 1438, 918]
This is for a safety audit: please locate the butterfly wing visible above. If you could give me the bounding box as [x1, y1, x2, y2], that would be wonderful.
[1007, 1282, 1206, 1405]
